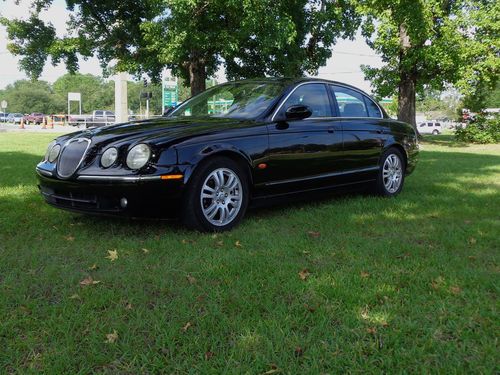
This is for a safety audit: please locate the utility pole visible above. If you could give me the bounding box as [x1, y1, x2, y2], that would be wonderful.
[114, 72, 128, 123]
[143, 77, 150, 119]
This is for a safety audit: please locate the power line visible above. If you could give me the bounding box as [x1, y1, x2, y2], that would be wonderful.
[333, 51, 379, 58]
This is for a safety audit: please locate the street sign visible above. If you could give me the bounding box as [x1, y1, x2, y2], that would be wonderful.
[1, 100, 7, 109]
[68, 92, 81, 101]
[162, 71, 179, 109]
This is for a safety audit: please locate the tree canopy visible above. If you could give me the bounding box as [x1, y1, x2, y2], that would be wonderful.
[1, 0, 360, 96]
[358, 0, 499, 126]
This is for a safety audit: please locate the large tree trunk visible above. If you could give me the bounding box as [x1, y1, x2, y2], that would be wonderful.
[398, 73, 417, 128]
[189, 57, 206, 97]
[397, 24, 418, 132]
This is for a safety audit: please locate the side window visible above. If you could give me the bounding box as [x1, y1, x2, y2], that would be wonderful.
[281, 84, 332, 118]
[364, 97, 382, 118]
[436, 123, 441, 127]
[95, 111, 103, 117]
[419, 123, 426, 127]
[428, 123, 433, 127]
[330, 85, 369, 117]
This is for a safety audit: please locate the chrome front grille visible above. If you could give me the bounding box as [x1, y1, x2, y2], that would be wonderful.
[57, 138, 91, 178]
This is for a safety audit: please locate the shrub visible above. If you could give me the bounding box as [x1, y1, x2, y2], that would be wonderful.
[455, 115, 500, 144]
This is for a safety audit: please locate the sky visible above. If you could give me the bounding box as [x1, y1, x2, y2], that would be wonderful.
[0, 0, 384, 93]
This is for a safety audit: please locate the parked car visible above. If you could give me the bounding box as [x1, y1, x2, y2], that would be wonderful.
[7, 113, 24, 124]
[24, 112, 46, 125]
[0, 112, 9, 123]
[67, 110, 115, 127]
[36, 78, 419, 231]
[418, 121, 442, 135]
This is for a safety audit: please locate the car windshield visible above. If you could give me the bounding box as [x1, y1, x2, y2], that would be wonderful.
[169, 81, 286, 119]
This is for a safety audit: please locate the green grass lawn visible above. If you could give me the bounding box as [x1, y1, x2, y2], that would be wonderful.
[0, 133, 498, 373]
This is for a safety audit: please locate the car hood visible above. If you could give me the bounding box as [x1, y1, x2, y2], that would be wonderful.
[62, 117, 259, 149]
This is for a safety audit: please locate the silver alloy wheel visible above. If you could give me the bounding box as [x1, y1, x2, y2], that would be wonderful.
[382, 154, 403, 193]
[200, 168, 243, 226]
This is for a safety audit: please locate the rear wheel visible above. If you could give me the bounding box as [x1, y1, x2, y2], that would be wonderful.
[432, 129, 439, 135]
[182, 157, 249, 231]
[375, 148, 405, 197]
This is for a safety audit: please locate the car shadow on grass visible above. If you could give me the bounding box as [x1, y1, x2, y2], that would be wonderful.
[0, 149, 499, 236]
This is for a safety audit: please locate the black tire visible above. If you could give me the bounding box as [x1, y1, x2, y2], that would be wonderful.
[181, 156, 249, 232]
[374, 148, 406, 197]
[432, 130, 439, 135]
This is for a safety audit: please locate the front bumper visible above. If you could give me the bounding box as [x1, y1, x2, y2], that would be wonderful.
[37, 168, 186, 218]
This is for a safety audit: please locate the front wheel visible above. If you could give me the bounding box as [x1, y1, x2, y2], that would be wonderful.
[432, 129, 439, 135]
[374, 148, 406, 197]
[182, 157, 249, 231]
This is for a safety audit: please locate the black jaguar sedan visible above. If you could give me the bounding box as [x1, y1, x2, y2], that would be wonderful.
[36, 78, 418, 231]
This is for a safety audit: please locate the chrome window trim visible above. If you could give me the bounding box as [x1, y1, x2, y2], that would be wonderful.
[56, 138, 92, 179]
[271, 82, 332, 121]
[329, 84, 384, 120]
[271, 81, 385, 122]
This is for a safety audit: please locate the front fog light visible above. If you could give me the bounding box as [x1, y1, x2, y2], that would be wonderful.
[101, 147, 118, 168]
[48, 144, 61, 163]
[120, 197, 128, 208]
[126, 144, 151, 170]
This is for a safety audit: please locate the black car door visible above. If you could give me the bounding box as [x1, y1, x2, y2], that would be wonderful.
[265, 83, 344, 191]
[330, 85, 387, 173]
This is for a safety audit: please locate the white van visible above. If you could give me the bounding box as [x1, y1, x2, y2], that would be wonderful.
[418, 121, 442, 135]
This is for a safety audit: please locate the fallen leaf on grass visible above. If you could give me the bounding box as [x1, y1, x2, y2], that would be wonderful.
[88, 264, 98, 271]
[430, 276, 444, 290]
[263, 365, 281, 374]
[468, 255, 476, 261]
[204, 351, 215, 360]
[181, 239, 196, 244]
[304, 303, 316, 313]
[360, 271, 370, 278]
[450, 286, 462, 295]
[294, 347, 304, 357]
[69, 294, 80, 300]
[105, 330, 118, 344]
[182, 322, 192, 331]
[367, 327, 377, 335]
[125, 302, 133, 310]
[468, 237, 477, 245]
[396, 253, 411, 259]
[106, 250, 119, 262]
[307, 231, 321, 239]
[142, 248, 150, 254]
[65, 235, 75, 241]
[79, 276, 100, 286]
[186, 274, 197, 285]
[235, 240, 242, 248]
[216, 240, 224, 247]
[298, 269, 310, 281]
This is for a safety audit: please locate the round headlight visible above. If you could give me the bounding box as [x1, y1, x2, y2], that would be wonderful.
[44, 141, 56, 161]
[101, 147, 118, 168]
[48, 144, 61, 163]
[126, 144, 151, 170]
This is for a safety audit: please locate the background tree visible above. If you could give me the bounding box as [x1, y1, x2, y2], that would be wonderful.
[0, 80, 60, 113]
[359, 0, 499, 127]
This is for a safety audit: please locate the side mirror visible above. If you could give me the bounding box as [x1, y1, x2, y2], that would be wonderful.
[285, 105, 312, 121]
